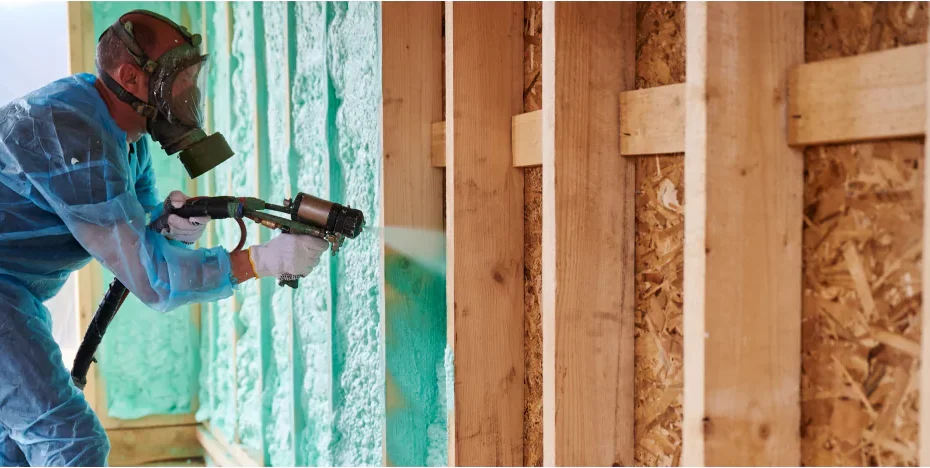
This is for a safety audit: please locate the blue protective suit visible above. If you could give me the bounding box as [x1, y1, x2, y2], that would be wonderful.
[0, 73, 237, 466]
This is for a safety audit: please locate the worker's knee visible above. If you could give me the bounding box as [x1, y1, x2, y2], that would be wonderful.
[16, 395, 110, 466]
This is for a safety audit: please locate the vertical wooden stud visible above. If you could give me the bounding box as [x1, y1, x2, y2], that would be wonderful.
[382, 2, 445, 466]
[682, 3, 804, 465]
[541, 2, 636, 466]
[446, 1, 524, 465]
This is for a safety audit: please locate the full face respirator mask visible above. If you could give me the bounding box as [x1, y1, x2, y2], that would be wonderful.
[97, 10, 233, 178]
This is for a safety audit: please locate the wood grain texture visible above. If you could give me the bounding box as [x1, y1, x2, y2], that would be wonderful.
[431, 122, 446, 168]
[431, 113, 542, 168]
[382, 2, 444, 465]
[446, 2, 524, 465]
[541, 2, 636, 466]
[788, 44, 927, 146]
[683, 3, 804, 465]
[107, 424, 202, 467]
[620, 84, 685, 156]
[512, 110, 542, 167]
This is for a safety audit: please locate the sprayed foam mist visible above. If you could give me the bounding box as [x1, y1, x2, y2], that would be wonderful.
[380, 226, 446, 276]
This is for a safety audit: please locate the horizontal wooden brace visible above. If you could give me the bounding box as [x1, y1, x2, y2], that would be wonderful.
[788, 43, 926, 145]
[431, 110, 541, 167]
[196, 424, 263, 467]
[108, 424, 203, 466]
[619, 83, 685, 155]
[430, 44, 926, 167]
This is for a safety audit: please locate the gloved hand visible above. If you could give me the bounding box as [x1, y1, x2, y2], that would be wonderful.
[248, 233, 329, 279]
[160, 190, 210, 244]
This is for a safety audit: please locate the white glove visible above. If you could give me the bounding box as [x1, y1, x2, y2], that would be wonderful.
[249, 233, 329, 279]
[160, 190, 210, 244]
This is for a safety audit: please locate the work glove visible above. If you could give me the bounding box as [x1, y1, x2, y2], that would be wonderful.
[249, 233, 329, 279]
[160, 190, 210, 244]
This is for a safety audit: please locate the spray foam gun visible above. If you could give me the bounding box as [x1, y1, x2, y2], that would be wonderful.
[70, 193, 365, 390]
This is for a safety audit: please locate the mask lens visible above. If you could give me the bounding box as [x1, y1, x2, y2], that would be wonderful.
[169, 60, 207, 128]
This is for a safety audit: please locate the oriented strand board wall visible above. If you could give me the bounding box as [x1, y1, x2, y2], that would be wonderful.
[801, 2, 927, 466]
[523, 1, 543, 466]
[633, 3, 685, 466]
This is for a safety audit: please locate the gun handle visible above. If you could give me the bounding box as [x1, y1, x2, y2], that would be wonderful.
[279, 278, 299, 289]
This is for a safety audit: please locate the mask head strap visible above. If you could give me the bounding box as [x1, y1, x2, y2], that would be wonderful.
[95, 10, 203, 119]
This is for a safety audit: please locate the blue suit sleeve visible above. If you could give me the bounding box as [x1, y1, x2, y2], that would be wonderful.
[3, 108, 236, 312]
[133, 139, 160, 214]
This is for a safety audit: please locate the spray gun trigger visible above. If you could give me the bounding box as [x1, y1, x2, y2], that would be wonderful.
[328, 234, 343, 255]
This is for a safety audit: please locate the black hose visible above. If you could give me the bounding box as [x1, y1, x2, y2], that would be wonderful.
[71, 278, 129, 390]
[70, 196, 245, 391]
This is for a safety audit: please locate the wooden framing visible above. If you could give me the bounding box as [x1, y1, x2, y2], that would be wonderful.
[445, 1, 525, 465]
[107, 424, 203, 466]
[788, 44, 926, 146]
[431, 43, 929, 167]
[381, 2, 444, 466]
[619, 84, 685, 155]
[431, 112, 541, 167]
[682, 3, 804, 465]
[65, 2, 930, 466]
[196, 424, 263, 467]
[67, 2, 95, 75]
[541, 2, 635, 466]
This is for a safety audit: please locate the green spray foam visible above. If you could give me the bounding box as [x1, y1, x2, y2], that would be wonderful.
[326, 2, 384, 464]
[291, 3, 336, 466]
[384, 247, 447, 466]
[228, 2, 264, 453]
[260, 2, 295, 466]
[189, 2, 449, 465]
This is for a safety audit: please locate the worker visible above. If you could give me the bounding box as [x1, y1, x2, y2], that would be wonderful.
[0, 10, 327, 466]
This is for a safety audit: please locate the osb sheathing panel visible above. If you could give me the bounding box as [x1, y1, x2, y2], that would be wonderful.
[523, 1, 543, 466]
[801, 2, 927, 466]
[633, 3, 685, 467]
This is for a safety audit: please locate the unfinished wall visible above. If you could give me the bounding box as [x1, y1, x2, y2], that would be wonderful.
[800, 2, 927, 466]
[92, 1, 202, 420]
[633, 3, 685, 466]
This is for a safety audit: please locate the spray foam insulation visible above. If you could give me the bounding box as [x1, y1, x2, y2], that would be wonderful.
[185, 2, 383, 465]
[280, 2, 336, 466]
[263, 3, 294, 465]
[326, 3, 383, 464]
[523, 2, 543, 466]
[632, 3, 685, 466]
[228, 3, 264, 453]
[801, 2, 927, 466]
[92, 1, 201, 421]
